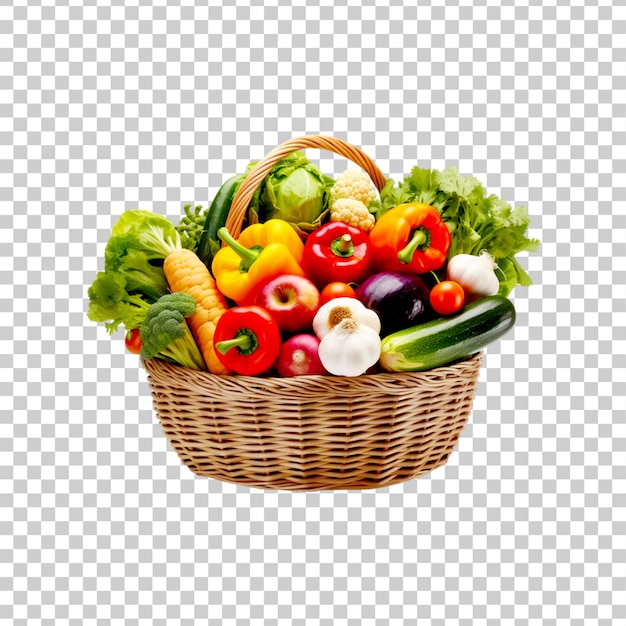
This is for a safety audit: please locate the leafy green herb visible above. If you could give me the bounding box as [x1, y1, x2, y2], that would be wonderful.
[87, 271, 150, 334]
[372, 166, 540, 296]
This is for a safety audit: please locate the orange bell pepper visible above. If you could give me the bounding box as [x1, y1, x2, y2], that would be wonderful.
[211, 219, 305, 304]
[368, 203, 451, 274]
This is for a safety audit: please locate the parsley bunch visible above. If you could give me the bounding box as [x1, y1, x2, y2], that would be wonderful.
[371, 166, 540, 296]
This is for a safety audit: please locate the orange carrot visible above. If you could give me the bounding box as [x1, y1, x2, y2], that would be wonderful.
[163, 248, 231, 375]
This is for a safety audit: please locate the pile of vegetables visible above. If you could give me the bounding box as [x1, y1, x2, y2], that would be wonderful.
[87, 151, 538, 378]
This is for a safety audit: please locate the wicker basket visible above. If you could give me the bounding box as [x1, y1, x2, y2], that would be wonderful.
[143, 135, 484, 491]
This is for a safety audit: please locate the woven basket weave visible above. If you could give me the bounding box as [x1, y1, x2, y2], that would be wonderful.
[143, 135, 484, 491]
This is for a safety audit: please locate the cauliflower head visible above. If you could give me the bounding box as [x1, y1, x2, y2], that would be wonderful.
[330, 168, 378, 208]
[330, 197, 375, 233]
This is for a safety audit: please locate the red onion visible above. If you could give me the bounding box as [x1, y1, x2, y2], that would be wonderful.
[275, 334, 327, 377]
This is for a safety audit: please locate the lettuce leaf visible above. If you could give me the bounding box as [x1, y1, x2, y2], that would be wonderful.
[104, 209, 181, 271]
[87, 209, 182, 335]
[101, 209, 181, 302]
[117, 250, 169, 302]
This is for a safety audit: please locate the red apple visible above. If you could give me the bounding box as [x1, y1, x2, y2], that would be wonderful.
[256, 274, 320, 334]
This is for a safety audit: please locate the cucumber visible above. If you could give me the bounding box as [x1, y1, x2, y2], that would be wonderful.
[196, 174, 245, 271]
[379, 295, 516, 372]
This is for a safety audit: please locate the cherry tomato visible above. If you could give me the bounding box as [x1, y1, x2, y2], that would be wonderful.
[319, 282, 357, 305]
[125, 328, 143, 355]
[429, 280, 465, 315]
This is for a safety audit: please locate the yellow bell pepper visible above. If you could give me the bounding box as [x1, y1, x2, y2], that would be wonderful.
[211, 219, 306, 304]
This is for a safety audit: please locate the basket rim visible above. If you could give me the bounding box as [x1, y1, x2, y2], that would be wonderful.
[142, 351, 483, 393]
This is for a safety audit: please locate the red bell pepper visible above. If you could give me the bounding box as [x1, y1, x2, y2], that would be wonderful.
[302, 221, 372, 288]
[368, 202, 451, 274]
[213, 306, 281, 376]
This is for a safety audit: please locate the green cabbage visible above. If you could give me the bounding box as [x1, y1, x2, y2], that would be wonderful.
[249, 152, 335, 237]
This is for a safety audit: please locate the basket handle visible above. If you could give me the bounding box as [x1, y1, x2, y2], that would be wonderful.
[225, 135, 387, 238]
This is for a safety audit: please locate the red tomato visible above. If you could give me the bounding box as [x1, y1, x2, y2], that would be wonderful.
[125, 328, 143, 355]
[429, 280, 465, 315]
[319, 282, 357, 305]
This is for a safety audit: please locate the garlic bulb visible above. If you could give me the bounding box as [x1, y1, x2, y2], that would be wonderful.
[317, 318, 381, 376]
[446, 250, 500, 299]
[312, 297, 381, 339]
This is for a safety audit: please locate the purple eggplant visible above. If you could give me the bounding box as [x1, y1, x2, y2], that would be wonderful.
[355, 271, 433, 336]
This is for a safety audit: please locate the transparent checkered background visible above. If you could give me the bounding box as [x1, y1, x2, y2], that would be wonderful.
[2, 1, 625, 624]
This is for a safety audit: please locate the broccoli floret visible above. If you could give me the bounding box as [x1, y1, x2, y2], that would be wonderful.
[139, 292, 206, 370]
[176, 204, 210, 252]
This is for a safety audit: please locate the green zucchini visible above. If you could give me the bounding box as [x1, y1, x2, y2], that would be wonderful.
[196, 173, 246, 271]
[379, 295, 516, 372]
